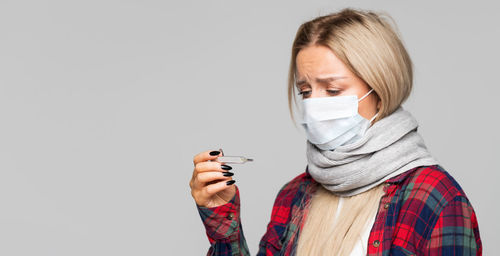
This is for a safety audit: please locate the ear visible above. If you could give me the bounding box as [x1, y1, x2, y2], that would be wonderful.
[376, 99, 382, 111]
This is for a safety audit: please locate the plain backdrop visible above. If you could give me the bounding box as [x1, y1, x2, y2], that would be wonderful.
[0, 0, 498, 255]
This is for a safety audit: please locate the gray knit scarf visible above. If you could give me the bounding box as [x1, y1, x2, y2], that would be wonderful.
[306, 106, 439, 197]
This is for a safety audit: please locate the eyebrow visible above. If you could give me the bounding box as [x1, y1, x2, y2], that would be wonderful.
[296, 75, 346, 86]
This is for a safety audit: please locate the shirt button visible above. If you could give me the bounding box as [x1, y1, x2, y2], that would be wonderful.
[384, 183, 391, 187]
[373, 240, 380, 247]
[384, 203, 390, 209]
[227, 212, 234, 220]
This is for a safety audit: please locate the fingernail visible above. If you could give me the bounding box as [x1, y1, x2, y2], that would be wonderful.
[209, 151, 220, 156]
[222, 172, 234, 177]
[221, 164, 232, 171]
[226, 180, 236, 186]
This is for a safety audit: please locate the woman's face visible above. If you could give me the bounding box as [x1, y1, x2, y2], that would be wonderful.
[295, 44, 380, 121]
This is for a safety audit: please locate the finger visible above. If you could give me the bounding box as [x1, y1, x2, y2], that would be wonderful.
[191, 159, 224, 187]
[203, 178, 235, 196]
[195, 161, 221, 173]
[196, 171, 233, 184]
[195, 161, 232, 173]
[193, 149, 222, 165]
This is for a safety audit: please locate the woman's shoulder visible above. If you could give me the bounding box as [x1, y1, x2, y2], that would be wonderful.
[276, 169, 315, 196]
[267, 169, 316, 226]
[406, 165, 466, 196]
[270, 170, 316, 209]
[393, 164, 471, 209]
[390, 165, 481, 253]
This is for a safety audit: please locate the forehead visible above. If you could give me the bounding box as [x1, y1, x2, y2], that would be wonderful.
[295, 45, 348, 79]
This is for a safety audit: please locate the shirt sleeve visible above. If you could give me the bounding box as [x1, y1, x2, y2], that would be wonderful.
[424, 195, 482, 255]
[196, 185, 251, 256]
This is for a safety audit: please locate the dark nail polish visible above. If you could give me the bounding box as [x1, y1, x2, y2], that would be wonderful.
[226, 180, 236, 186]
[209, 151, 220, 156]
[221, 164, 232, 171]
[222, 172, 234, 177]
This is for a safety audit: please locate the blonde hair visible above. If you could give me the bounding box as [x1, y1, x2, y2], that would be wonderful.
[287, 7, 413, 123]
[289, 8, 413, 255]
[297, 184, 385, 255]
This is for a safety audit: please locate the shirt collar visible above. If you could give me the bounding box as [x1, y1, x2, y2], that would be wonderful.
[385, 166, 424, 184]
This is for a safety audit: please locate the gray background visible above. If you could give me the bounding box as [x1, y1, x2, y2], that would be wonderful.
[0, 0, 498, 255]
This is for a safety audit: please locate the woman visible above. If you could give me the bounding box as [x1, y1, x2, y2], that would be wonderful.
[189, 8, 482, 255]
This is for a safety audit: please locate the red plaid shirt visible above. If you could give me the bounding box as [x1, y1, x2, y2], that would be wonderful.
[197, 165, 482, 255]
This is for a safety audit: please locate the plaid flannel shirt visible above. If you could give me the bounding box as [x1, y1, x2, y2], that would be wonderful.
[196, 165, 482, 255]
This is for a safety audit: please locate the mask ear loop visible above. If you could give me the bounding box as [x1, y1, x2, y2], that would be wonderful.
[359, 88, 378, 126]
[364, 112, 379, 129]
[358, 88, 374, 102]
[369, 112, 379, 123]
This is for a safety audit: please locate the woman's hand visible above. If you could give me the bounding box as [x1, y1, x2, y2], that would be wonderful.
[190, 150, 236, 208]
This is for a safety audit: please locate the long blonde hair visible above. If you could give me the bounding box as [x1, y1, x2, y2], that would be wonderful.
[297, 184, 385, 255]
[289, 8, 414, 255]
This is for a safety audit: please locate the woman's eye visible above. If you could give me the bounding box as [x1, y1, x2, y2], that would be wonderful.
[299, 91, 311, 98]
[327, 90, 340, 95]
[298, 90, 339, 98]
[298, 91, 312, 97]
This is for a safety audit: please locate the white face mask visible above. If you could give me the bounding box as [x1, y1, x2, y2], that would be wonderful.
[300, 89, 378, 150]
